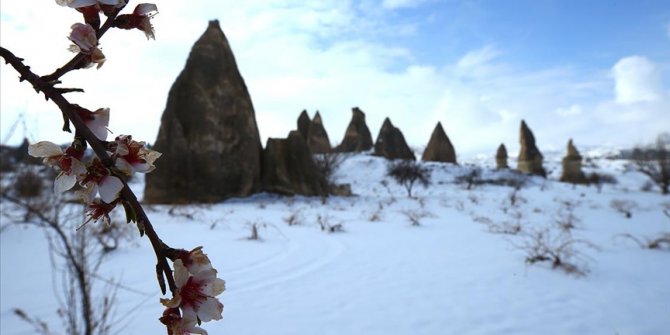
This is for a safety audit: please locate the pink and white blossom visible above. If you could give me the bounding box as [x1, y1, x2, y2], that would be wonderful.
[78, 158, 124, 203]
[76, 106, 110, 140]
[161, 259, 225, 323]
[85, 198, 116, 225]
[28, 141, 86, 193]
[68, 23, 106, 68]
[113, 3, 158, 39]
[160, 308, 208, 335]
[113, 135, 161, 175]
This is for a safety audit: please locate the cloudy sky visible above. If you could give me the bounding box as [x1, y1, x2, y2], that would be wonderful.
[1, 1, 669, 155]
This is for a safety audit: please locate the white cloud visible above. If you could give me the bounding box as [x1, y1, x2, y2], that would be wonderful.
[0, 1, 667, 158]
[612, 56, 663, 104]
[381, 0, 428, 10]
[556, 104, 582, 117]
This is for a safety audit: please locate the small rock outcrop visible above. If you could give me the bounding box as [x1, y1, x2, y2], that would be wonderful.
[337, 107, 373, 152]
[560, 139, 587, 184]
[261, 131, 326, 196]
[495, 143, 509, 169]
[421, 122, 456, 163]
[373, 117, 416, 160]
[297, 109, 310, 140]
[307, 111, 331, 154]
[516, 120, 546, 177]
[145, 20, 262, 203]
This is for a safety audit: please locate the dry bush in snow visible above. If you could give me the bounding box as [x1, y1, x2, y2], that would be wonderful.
[610, 199, 637, 218]
[513, 228, 599, 276]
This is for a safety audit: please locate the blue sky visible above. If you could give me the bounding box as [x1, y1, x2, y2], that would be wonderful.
[1, 1, 669, 155]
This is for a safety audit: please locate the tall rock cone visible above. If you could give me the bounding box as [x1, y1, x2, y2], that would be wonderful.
[297, 109, 310, 140]
[421, 122, 456, 163]
[517, 120, 546, 177]
[560, 139, 587, 184]
[337, 107, 373, 152]
[374, 117, 416, 160]
[496, 143, 509, 169]
[144, 20, 262, 203]
[307, 111, 331, 154]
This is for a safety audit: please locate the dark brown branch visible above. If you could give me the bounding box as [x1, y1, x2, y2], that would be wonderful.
[0, 46, 177, 294]
[41, 5, 126, 84]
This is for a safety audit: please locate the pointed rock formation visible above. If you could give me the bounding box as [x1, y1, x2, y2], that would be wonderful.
[261, 131, 326, 196]
[144, 20, 262, 203]
[516, 120, 546, 177]
[337, 107, 373, 152]
[496, 143, 509, 169]
[306, 111, 331, 154]
[374, 117, 416, 160]
[421, 122, 456, 163]
[297, 109, 310, 140]
[560, 139, 587, 184]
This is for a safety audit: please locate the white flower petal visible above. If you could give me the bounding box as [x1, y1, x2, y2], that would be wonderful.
[196, 297, 223, 322]
[71, 158, 87, 178]
[202, 278, 225, 297]
[134, 3, 158, 15]
[173, 260, 190, 288]
[76, 182, 98, 203]
[115, 157, 134, 175]
[87, 108, 110, 140]
[98, 176, 123, 203]
[28, 141, 63, 158]
[54, 172, 77, 193]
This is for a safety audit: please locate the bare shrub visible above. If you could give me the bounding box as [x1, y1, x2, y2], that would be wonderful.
[618, 233, 670, 250]
[513, 228, 598, 276]
[631, 133, 670, 195]
[455, 166, 481, 190]
[317, 214, 344, 233]
[386, 160, 431, 198]
[401, 209, 433, 226]
[1, 193, 120, 335]
[610, 199, 637, 218]
[283, 210, 303, 226]
[488, 220, 522, 235]
[555, 200, 581, 232]
[313, 151, 348, 194]
[167, 205, 202, 220]
[586, 172, 618, 193]
[14, 169, 44, 198]
[368, 203, 384, 222]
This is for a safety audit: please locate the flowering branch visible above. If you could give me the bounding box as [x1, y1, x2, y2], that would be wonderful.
[1, 2, 224, 333]
[42, 5, 124, 84]
[0, 43, 177, 294]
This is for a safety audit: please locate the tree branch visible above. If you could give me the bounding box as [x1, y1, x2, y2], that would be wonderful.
[0, 46, 177, 294]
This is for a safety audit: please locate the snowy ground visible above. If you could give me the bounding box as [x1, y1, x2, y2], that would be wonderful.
[1, 150, 669, 334]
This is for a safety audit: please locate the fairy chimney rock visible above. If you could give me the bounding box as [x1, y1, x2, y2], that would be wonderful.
[560, 139, 587, 184]
[517, 120, 546, 177]
[374, 117, 416, 160]
[337, 107, 373, 152]
[261, 131, 327, 196]
[496, 143, 509, 169]
[144, 20, 262, 203]
[422, 122, 457, 163]
[306, 111, 331, 154]
[297, 109, 310, 140]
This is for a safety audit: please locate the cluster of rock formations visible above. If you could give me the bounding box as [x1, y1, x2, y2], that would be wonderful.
[144, 20, 587, 204]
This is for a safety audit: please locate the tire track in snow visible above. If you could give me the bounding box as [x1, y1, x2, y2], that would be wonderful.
[225, 231, 345, 296]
